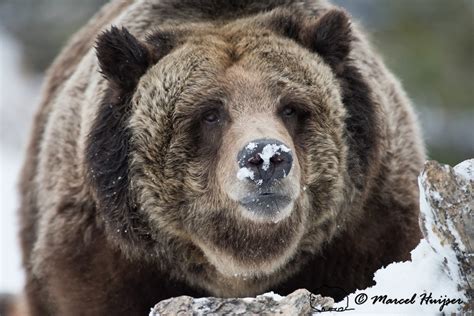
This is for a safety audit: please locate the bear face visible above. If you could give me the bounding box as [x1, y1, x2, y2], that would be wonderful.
[89, 9, 370, 283]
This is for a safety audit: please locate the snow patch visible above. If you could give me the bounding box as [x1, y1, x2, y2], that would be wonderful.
[0, 29, 39, 293]
[329, 171, 467, 313]
[260, 291, 283, 301]
[260, 144, 291, 171]
[237, 167, 255, 181]
[336, 237, 465, 313]
[245, 142, 257, 151]
[454, 158, 473, 180]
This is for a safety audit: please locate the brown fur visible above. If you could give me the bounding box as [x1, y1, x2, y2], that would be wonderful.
[19, 0, 425, 315]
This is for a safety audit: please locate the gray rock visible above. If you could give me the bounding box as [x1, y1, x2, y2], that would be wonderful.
[418, 159, 473, 311]
[149, 289, 334, 316]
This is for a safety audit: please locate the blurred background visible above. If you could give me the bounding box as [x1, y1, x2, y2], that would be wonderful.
[0, 0, 473, 294]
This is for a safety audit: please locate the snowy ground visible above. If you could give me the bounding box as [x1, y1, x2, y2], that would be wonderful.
[0, 148, 25, 293]
[0, 28, 40, 293]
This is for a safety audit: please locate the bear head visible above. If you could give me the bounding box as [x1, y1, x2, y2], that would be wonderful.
[88, 8, 376, 284]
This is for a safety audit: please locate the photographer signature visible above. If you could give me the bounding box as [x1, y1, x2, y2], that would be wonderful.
[309, 286, 354, 313]
[309, 286, 464, 313]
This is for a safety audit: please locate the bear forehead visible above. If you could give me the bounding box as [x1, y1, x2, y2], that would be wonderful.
[147, 15, 332, 75]
[145, 27, 335, 103]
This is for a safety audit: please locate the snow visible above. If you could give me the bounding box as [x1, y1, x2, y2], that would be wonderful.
[454, 158, 473, 181]
[242, 291, 285, 303]
[0, 149, 25, 293]
[260, 144, 290, 171]
[237, 143, 291, 184]
[0, 28, 40, 293]
[325, 166, 468, 314]
[261, 291, 283, 301]
[237, 167, 255, 181]
[333, 239, 466, 314]
[245, 142, 257, 151]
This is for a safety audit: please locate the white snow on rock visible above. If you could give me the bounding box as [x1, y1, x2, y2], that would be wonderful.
[454, 158, 473, 181]
[329, 161, 470, 314]
[334, 240, 466, 314]
[419, 173, 455, 259]
[261, 291, 283, 302]
[260, 144, 291, 171]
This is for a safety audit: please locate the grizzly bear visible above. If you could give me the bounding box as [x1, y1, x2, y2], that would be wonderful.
[18, 0, 425, 314]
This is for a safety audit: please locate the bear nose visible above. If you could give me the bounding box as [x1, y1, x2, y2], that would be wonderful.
[237, 138, 293, 186]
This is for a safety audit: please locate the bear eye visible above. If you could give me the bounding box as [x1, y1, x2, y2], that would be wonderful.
[281, 106, 296, 117]
[202, 110, 220, 124]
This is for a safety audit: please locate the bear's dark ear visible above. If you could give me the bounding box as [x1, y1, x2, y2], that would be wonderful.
[300, 9, 352, 71]
[96, 26, 153, 90]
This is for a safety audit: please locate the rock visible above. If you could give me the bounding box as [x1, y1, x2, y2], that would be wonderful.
[328, 159, 472, 314]
[149, 289, 334, 316]
[418, 159, 473, 311]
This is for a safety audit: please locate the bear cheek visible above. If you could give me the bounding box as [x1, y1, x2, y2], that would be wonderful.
[215, 131, 242, 202]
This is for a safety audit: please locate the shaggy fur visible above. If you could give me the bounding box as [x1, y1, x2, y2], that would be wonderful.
[19, 0, 425, 315]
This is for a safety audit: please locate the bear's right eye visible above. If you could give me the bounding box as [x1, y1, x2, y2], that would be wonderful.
[281, 106, 296, 117]
[202, 110, 220, 124]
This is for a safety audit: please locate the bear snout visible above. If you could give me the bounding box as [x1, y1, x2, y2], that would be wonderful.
[234, 138, 297, 221]
[237, 138, 293, 186]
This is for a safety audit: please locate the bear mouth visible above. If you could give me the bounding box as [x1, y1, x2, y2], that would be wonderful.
[239, 193, 292, 220]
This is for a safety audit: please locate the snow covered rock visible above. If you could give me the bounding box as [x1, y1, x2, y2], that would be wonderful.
[332, 159, 472, 314]
[149, 289, 333, 315]
[418, 159, 473, 311]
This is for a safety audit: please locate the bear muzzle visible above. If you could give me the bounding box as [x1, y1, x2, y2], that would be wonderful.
[236, 138, 295, 221]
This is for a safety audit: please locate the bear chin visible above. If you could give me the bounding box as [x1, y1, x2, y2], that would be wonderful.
[195, 223, 304, 278]
[238, 199, 295, 223]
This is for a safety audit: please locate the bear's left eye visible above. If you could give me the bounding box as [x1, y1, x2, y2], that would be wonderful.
[281, 105, 296, 118]
[202, 110, 220, 124]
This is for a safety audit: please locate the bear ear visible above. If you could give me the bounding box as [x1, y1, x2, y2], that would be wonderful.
[96, 26, 153, 90]
[300, 9, 352, 71]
